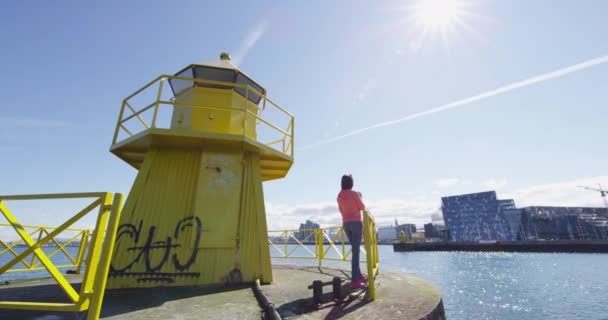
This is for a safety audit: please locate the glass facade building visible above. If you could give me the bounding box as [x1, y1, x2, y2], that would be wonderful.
[441, 191, 516, 241]
[520, 206, 608, 240]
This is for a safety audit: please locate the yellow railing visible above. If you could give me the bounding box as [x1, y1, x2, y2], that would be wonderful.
[0, 224, 89, 274]
[363, 211, 379, 300]
[0, 192, 124, 320]
[268, 226, 364, 264]
[111, 75, 294, 158]
[268, 211, 379, 301]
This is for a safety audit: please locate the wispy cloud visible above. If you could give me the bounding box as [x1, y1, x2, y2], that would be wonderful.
[232, 19, 269, 66]
[0, 116, 70, 129]
[504, 176, 608, 208]
[300, 54, 608, 151]
[266, 194, 441, 230]
[482, 178, 508, 190]
[267, 176, 608, 231]
[433, 178, 460, 188]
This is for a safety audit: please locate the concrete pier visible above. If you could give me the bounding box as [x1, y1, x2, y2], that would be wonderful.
[0, 265, 445, 320]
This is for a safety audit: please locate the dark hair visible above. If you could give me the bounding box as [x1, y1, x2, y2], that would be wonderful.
[341, 174, 354, 190]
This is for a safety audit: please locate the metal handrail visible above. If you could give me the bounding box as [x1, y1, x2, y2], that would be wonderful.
[363, 211, 380, 300]
[112, 75, 294, 158]
[268, 210, 380, 301]
[0, 192, 124, 319]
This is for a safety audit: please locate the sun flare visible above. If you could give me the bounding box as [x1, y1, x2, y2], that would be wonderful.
[412, 0, 466, 31]
[401, 0, 479, 50]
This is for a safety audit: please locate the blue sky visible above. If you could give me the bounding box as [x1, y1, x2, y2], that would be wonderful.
[0, 0, 607, 232]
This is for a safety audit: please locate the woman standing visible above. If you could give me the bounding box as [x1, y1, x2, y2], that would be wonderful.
[337, 174, 368, 289]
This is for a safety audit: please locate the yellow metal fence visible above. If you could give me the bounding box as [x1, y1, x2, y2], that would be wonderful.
[0, 192, 124, 320]
[0, 224, 89, 274]
[268, 211, 380, 300]
[111, 75, 294, 158]
[363, 211, 379, 300]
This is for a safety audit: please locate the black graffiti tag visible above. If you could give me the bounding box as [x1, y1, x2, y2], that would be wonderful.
[109, 216, 202, 283]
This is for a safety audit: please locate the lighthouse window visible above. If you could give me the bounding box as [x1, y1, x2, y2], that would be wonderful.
[169, 67, 194, 96]
[193, 66, 235, 89]
[235, 73, 265, 104]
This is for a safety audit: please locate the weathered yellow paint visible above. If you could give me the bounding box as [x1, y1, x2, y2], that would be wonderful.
[108, 55, 287, 289]
[107, 147, 272, 288]
[171, 86, 259, 139]
[237, 152, 272, 282]
[111, 72, 294, 180]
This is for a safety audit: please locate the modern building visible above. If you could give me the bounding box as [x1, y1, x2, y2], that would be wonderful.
[377, 226, 397, 241]
[502, 208, 524, 240]
[441, 191, 516, 241]
[441, 189, 608, 241]
[423, 223, 450, 241]
[519, 206, 608, 240]
[295, 220, 320, 242]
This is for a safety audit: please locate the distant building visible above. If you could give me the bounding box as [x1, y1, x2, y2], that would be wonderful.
[519, 206, 608, 240]
[395, 223, 417, 240]
[295, 220, 320, 241]
[441, 190, 608, 241]
[441, 191, 515, 241]
[377, 226, 397, 241]
[424, 223, 450, 241]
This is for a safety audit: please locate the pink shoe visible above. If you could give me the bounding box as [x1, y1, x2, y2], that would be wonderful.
[350, 280, 365, 290]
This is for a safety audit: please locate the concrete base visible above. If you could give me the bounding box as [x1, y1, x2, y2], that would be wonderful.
[0, 265, 445, 320]
[267, 265, 445, 320]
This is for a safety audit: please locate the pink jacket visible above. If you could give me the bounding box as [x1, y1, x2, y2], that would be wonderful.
[337, 190, 365, 222]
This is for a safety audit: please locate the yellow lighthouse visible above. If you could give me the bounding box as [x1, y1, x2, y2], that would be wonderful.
[107, 53, 294, 288]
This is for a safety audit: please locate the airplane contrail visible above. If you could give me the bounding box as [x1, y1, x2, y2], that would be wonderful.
[299, 54, 608, 151]
[233, 19, 269, 66]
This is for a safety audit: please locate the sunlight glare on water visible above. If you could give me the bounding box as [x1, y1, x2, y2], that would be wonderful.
[380, 247, 608, 320]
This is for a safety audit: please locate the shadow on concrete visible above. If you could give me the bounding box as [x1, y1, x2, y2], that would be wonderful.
[287, 265, 353, 281]
[101, 284, 252, 318]
[276, 283, 370, 320]
[0, 281, 84, 320]
[0, 280, 251, 320]
[322, 293, 369, 320]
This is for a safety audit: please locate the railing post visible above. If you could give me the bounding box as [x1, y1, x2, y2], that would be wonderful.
[290, 117, 294, 157]
[29, 228, 45, 270]
[75, 230, 90, 275]
[112, 101, 127, 145]
[151, 77, 164, 128]
[244, 88, 249, 136]
[284, 231, 288, 258]
[317, 229, 323, 268]
[87, 193, 124, 320]
[363, 211, 378, 301]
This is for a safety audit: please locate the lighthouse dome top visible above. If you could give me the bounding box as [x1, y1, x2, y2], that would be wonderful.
[196, 52, 240, 71]
[169, 52, 265, 104]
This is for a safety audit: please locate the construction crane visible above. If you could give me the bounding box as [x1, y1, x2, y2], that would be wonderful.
[579, 184, 608, 208]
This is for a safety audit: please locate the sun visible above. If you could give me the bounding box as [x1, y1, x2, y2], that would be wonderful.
[411, 0, 466, 31]
[400, 0, 480, 51]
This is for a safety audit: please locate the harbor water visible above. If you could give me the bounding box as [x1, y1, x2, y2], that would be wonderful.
[272, 245, 608, 320]
[381, 246, 608, 320]
[2, 246, 608, 319]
